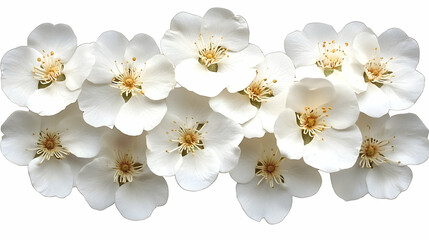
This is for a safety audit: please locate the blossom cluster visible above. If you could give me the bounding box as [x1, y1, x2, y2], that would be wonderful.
[1, 8, 428, 224]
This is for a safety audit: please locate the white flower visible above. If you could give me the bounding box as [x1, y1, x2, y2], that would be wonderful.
[284, 22, 372, 81]
[0, 104, 102, 197]
[229, 134, 321, 224]
[76, 129, 168, 221]
[331, 113, 429, 200]
[1, 23, 94, 116]
[274, 78, 362, 173]
[78, 31, 176, 136]
[342, 29, 424, 117]
[146, 88, 243, 191]
[209, 52, 295, 138]
[161, 7, 264, 97]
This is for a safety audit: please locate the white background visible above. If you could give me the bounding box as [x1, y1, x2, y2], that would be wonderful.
[1, 0, 428, 239]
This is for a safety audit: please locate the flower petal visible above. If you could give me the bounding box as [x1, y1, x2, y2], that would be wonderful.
[115, 171, 168, 221]
[175, 148, 220, 191]
[366, 164, 412, 199]
[201, 8, 249, 51]
[139, 55, 175, 101]
[330, 162, 369, 201]
[274, 109, 304, 160]
[28, 157, 73, 198]
[66, 155, 91, 187]
[302, 22, 338, 44]
[229, 137, 263, 184]
[282, 159, 322, 198]
[286, 78, 335, 112]
[115, 96, 167, 135]
[209, 90, 257, 124]
[124, 33, 160, 64]
[337, 21, 372, 44]
[76, 157, 118, 210]
[27, 82, 80, 116]
[63, 43, 95, 91]
[357, 83, 390, 118]
[27, 23, 77, 62]
[1, 46, 40, 106]
[78, 81, 124, 128]
[378, 28, 413, 59]
[242, 114, 265, 138]
[352, 32, 379, 64]
[303, 126, 362, 173]
[284, 30, 317, 67]
[236, 177, 293, 224]
[324, 82, 359, 129]
[1, 111, 41, 166]
[259, 92, 287, 133]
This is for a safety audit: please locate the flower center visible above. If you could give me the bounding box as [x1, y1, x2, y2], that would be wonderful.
[359, 135, 395, 168]
[34, 130, 69, 164]
[315, 40, 348, 76]
[255, 148, 285, 188]
[364, 56, 394, 87]
[113, 151, 144, 185]
[195, 34, 229, 72]
[296, 106, 331, 144]
[111, 57, 144, 102]
[33, 50, 65, 88]
[166, 117, 207, 157]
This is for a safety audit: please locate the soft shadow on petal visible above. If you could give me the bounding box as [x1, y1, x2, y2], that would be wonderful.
[366, 164, 412, 199]
[330, 162, 369, 201]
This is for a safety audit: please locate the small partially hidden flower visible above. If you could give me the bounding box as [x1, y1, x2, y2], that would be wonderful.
[1, 23, 94, 115]
[79, 31, 176, 136]
[76, 129, 168, 221]
[0, 104, 102, 197]
[331, 113, 429, 200]
[230, 134, 321, 224]
[161, 7, 264, 97]
[146, 88, 243, 191]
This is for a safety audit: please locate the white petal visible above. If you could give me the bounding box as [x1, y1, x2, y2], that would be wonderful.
[175, 58, 227, 97]
[115, 96, 167, 135]
[57, 114, 102, 158]
[76, 157, 118, 210]
[274, 109, 304, 160]
[166, 87, 212, 119]
[63, 43, 95, 91]
[222, 44, 264, 93]
[383, 114, 429, 165]
[284, 30, 318, 67]
[1, 46, 40, 106]
[302, 22, 338, 44]
[203, 112, 243, 172]
[242, 114, 265, 139]
[330, 162, 369, 201]
[352, 32, 380, 64]
[258, 52, 295, 94]
[201, 8, 249, 51]
[78, 81, 124, 128]
[357, 83, 390, 118]
[236, 177, 293, 224]
[366, 164, 412, 199]
[160, 12, 202, 65]
[286, 78, 335, 112]
[209, 90, 257, 124]
[356, 112, 389, 139]
[66, 155, 90, 187]
[28, 157, 73, 198]
[139, 55, 175, 101]
[175, 148, 220, 191]
[259, 92, 287, 133]
[27, 23, 77, 62]
[27, 82, 80, 116]
[324, 82, 359, 129]
[380, 69, 424, 110]
[378, 28, 412, 58]
[341, 57, 368, 93]
[282, 159, 322, 198]
[1, 111, 41, 166]
[337, 21, 372, 44]
[115, 171, 168, 221]
[303, 126, 362, 173]
[124, 33, 160, 64]
[229, 138, 263, 184]
[385, 37, 419, 68]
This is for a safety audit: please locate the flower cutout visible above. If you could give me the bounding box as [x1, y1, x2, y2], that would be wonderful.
[76, 129, 168, 220]
[209, 52, 295, 138]
[229, 134, 321, 224]
[161, 7, 264, 97]
[146, 88, 243, 191]
[274, 78, 362, 173]
[331, 113, 429, 200]
[1, 23, 94, 116]
[284, 22, 372, 80]
[342, 29, 424, 117]
[0, 104, 102, 197]
[78, 31, 176, 136]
